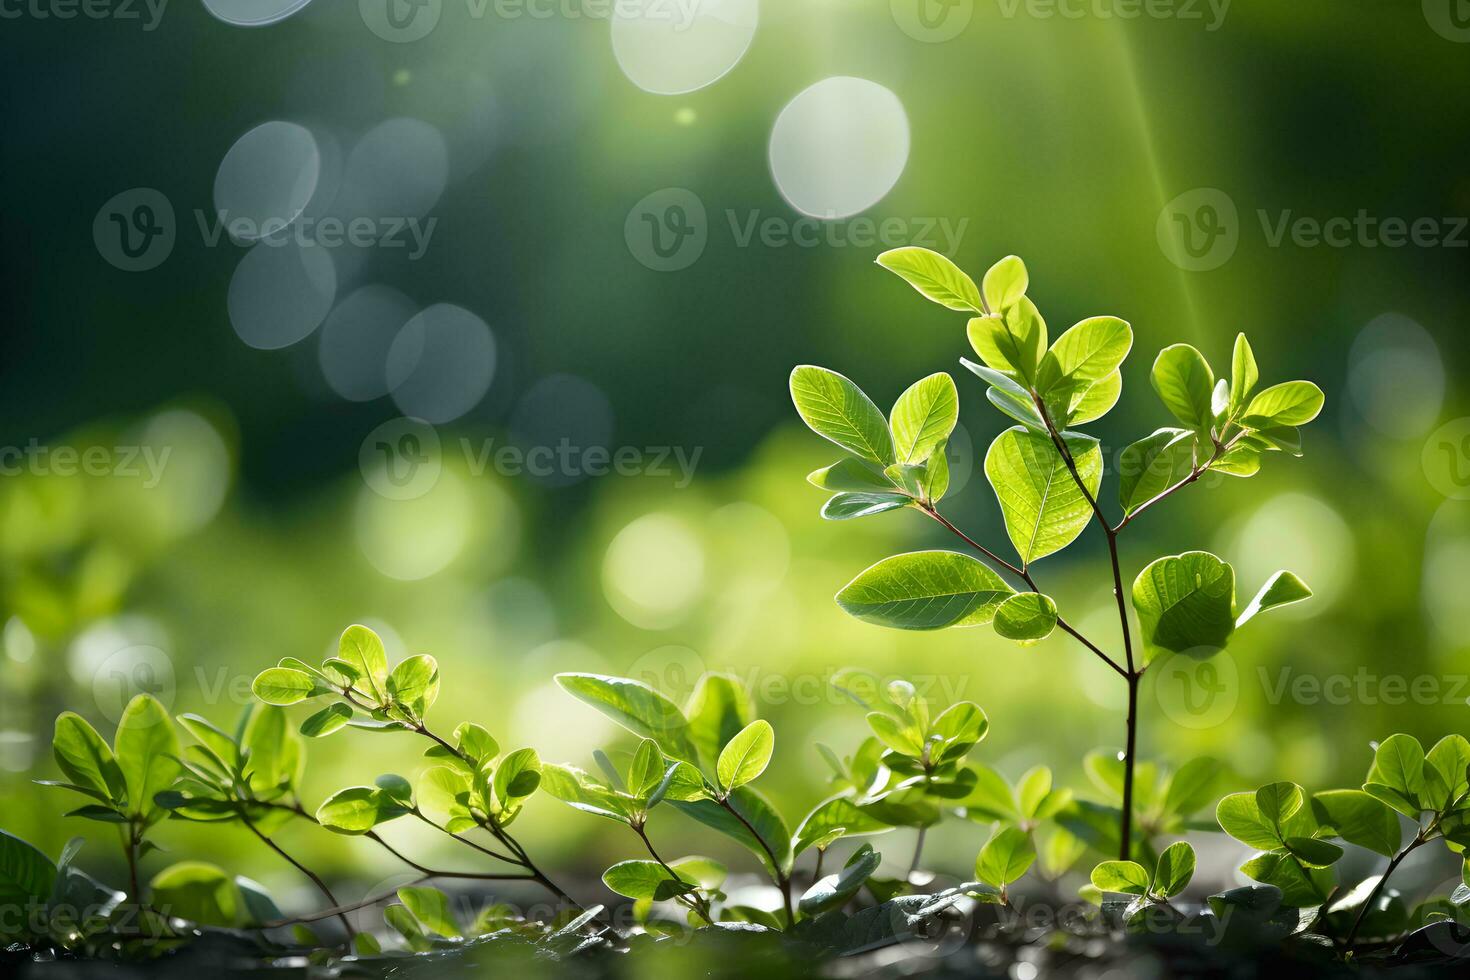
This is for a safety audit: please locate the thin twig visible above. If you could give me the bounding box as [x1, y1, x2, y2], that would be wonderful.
[717, 796, 794, 925]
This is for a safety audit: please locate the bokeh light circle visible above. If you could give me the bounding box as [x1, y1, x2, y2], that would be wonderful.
[611, 0, 758, 96]
[319, 284, 417, 401]
[227, 241, 337, 350]
[1347, 312, 1444, 439]
[202, 0, 315, 27]
[602, 513, 705, 628]
[213, 121, 321, 243]
[769, 77, 911, 219]
[387, 304, 496, 423]
[1225, 493, 1354, 612]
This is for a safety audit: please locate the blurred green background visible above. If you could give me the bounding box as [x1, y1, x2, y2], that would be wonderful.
[2, 0, 1469, 907]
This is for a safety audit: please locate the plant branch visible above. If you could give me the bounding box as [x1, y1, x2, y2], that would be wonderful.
[1343, 832, 1428, 950]
[717, 795, 794, 925]
[908, 827, 927, 880]
[633, 823, 713, 925]
[240, 813, 355, 940]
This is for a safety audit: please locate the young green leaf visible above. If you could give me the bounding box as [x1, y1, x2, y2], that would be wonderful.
[1090, 860, 1151, 896]
[601, 860, 697, 902]
[251, 668, 322, 706]
[1153, 842, 1196, 897]
[1367, 734, 1426, 809]
[985, 428, 1102, 565]
[149, 862, 241, 927]
[959, 764, 1017, 822]
[789, 365, 895, 465]
[300, 703, 353, 738]
[114, 695, 180, 822]
[387, 654, 440, 715]
[1131, 552, 1237, 662]
[799, 843, 883, 915]
[0, 830, 57, 931]
[1066, 370, 1123, 425]
[1036, 316, 1133, 392]
[928, 701, 989, 763]
[835, 551, 1015, 630]
[51, 713, 125, 804]
[397, 885, 462, 938]
[671, 787, 794, 877]
[540, 764, 632, 823]
[716, 720, 775, 793]
[1282, 837, 1343, 869]
[1117, 428, 1195, 514]
[1216, 792, 1283, 850]
[792, 796, 893, 855]
[1160, 757, 1225, 820]
[876, 246, 983, 312]
[626, 739, 665, 799]
[1426, 735, 1470, 809]
[982, 255, 1028, 312]
[1235, 571, 1312, 627]
[889, 373, 958, 464]
[968, 297, 1047, 382]
[976, 826, 1036, 888]
[555, 673, 699, 765]
[807, 458, 894, 493]
[1229, 333, 1258, 413]
[493, 748, 543, 806]
[338, 624, 390, 704]
[384, 903, 433, 952]
[992, 593, 1059, 641]
[821, 492, 912, 521]
[1310, 790, 1401, 858]
[1151, 344, 1215, 429]
[866, 711, 924, 756]
[316, 786, 406, 835]
[1240, 381, 1325, 428]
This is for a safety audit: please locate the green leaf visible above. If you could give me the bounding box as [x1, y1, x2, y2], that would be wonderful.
[876, 246, 983, 312]
[1090, 860, 1150, 896]
[453, 723, 499, 767]
[1368, 734, 1426, 808]
[968, 297, 1047, 382]
[1153, 842, 1196, 897]
[1118, 428, 1195, 514]
[716, 720, 775, 793]
[492, 748, 542, 806]
[251, 667, 321, 706]
[387, 654, 440, 715]
[149, 862, 240, 927]
[920, 445, 950, 503]
[1256, 781, 1306, 827]
[1283, 837, 1343, 869]
[555, 673, 699, 765]
[1151, 344, 1215, 428]
[671, 856, 727, 891]
[1426, 735, 1470, 809]
[1216, 792, 1282, 850]
[316, 786, 407, 835]
[626, 738, 665, 799]
[1241, 381, 1325, 428]
[835, 551, 1015, 630]
[1067, 370, 1123, 425]
[114, 694, 180, 822]
[300, 703, 353, 738]
[1235, 571, 1312, 627]
[992, 593, 1058, 641]
[1132, 552, 1236, 663]
[793, 796, 894, 855]
[242, 704, 300, 796]
[1229, 333, 1258, 413]
[1311, 787, 1399, 858]
[176, 714, 238, 771]
[671, 786, 793, 877]
[397, 885, 462, 938]
[1161, 757, 1225, 819]
[52, 712, 125, 804]
[866, 712, 923, 756]
[982, 255, 1028, 312]
[338, 624, 390, 704]
[353, 933, 382, 956]
[807, 458, 894, 493]
[384, 903, 433, 952]
[928, 701, 989, 764]
[975, 826, 1036, 888]
[0, 830, 57, 935]
[540, 764, 632, 823]
[1037, 316, 1133, 392]
[959, 764, 1017, 822]
[985, 428, 1102, 565]
[684, 673, 755, 773]
[889, 373, 958, 464]
[821, 492, 911, 521]
[790, 365, 895, 465]
[602, 860, 696, 902]
[799, 843, 883, 915]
